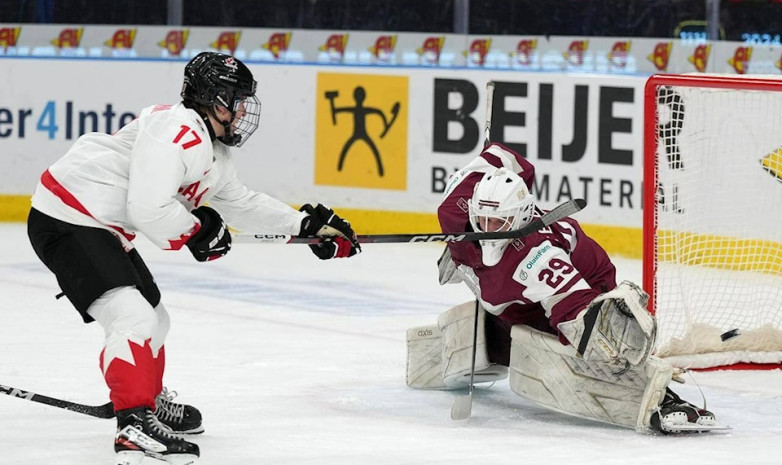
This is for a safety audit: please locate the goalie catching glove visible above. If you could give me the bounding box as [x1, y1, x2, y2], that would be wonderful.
[557, 281, 656, 366]
[187, 206, 232, 262]
[299, 203, 361, 260]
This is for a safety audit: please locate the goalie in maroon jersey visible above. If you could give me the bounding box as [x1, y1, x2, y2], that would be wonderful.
[26, 52, 360, 464]
[406, 143, 723, 434]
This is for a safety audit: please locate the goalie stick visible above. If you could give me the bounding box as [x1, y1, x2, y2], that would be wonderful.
[451, 80, 496, 421]
[1, 383, 115, 418]
[450, 299, 480, 420]
[235, 198, 586, 245]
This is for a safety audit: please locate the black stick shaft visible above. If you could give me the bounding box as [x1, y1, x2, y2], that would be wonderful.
[1, 383, 115, 419]
[236, 198, 586, 245]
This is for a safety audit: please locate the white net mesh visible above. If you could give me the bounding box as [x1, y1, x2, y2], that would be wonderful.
[649, 75, 782, 368]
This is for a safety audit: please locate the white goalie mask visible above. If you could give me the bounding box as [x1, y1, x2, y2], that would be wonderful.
[468, 168, 536, 266]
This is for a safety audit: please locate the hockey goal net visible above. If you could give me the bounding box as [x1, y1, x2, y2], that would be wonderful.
[643, 74, 782, 370]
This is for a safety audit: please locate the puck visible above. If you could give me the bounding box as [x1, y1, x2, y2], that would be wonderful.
[720, 328, 741, 341]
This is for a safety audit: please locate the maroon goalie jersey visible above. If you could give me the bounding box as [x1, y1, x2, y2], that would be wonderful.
[473, 218, 616, 342]
[437, 143, 617, 343]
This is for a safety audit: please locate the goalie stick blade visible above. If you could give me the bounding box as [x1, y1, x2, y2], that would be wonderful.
[450, 394, 473, 420]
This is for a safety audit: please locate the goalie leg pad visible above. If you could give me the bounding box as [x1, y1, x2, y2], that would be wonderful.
[509, 324, 673, 431]
[405, 305, 508, 390]
[404, 301, 509, 391]
[557, 281, 656, 366]
[406, 324, 448, 389]
[437, 301, 508, 388]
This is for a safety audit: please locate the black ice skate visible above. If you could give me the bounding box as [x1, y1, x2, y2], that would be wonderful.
[650, 388, 729, 433]
[155, 388, 204, 435]
[115, 406, 200, 465]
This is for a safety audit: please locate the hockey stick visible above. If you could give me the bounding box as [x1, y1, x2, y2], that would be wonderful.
[482, 80, 495, 149]
[451, 299, 480, 420]
[234, 198, 586, 245]
[451, 80, 495, 421]
[0, 383, 115, 419]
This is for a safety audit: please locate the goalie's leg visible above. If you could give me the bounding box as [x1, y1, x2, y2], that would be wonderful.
[508, 324, 726, 433]
[406, 301, 508, 390]
[509, 324, 670, 430]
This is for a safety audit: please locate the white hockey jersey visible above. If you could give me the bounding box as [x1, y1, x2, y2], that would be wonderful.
[31, 103, 306, 250]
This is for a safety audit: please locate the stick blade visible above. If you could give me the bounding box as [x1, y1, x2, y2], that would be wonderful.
[66, 401, 115, 418]
[450, 394, 472, 420]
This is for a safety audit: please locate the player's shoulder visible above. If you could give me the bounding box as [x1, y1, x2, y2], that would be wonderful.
[549, 215, 583, 241]
[140, 103, 202, 125]
[509, 234, 569, 265]
[509, 232, 540, 254]
[138, 103, 211, 145]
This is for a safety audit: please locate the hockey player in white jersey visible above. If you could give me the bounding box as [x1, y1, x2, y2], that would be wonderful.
[406, 144, 724, 434]
[27, 52, 361, 465]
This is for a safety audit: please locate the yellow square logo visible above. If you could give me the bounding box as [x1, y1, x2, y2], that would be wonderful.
[316, 73, 408, 190]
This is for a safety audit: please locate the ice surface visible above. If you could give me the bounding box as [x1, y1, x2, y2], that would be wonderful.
[0, 224, 779, 464]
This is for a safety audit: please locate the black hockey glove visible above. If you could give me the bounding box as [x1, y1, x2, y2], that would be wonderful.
[187, 206, 232, 262]
[299, 203, 361, 260]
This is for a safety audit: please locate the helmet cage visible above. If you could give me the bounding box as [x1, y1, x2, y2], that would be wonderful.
[218, 94, 261, 147]
[468, 168, 535, 266]
[470, 203, 524, 233]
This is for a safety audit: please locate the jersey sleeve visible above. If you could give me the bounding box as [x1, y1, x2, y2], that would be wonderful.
[126, 114, 204, 250]
[481, 143, 535, 191]
[438, 171, 484, 268]
[207, 160, 306, 235]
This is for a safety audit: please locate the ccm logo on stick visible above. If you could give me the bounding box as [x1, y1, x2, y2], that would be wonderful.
[410, 235, 465, 242]
[252, 234, 288, 240]
[0, 385, 34, 400]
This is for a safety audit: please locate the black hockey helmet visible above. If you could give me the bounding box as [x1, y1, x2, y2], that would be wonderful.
[181, 52, 261, 147]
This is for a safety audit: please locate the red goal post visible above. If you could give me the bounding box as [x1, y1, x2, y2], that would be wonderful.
[643, 73, 782, 370]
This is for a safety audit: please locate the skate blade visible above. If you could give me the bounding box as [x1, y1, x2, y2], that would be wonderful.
[168, 426, 205, 438]
[116, 451, 145, 465]
[160, 454, 198, 465]
[664, 423, 732, 433]
[116, 451, 198, 465]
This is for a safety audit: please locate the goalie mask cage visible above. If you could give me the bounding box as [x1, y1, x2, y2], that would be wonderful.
[643, 74, 782, 370]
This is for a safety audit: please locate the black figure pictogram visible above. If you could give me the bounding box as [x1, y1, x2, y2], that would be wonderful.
[324, 86, 400, 177]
